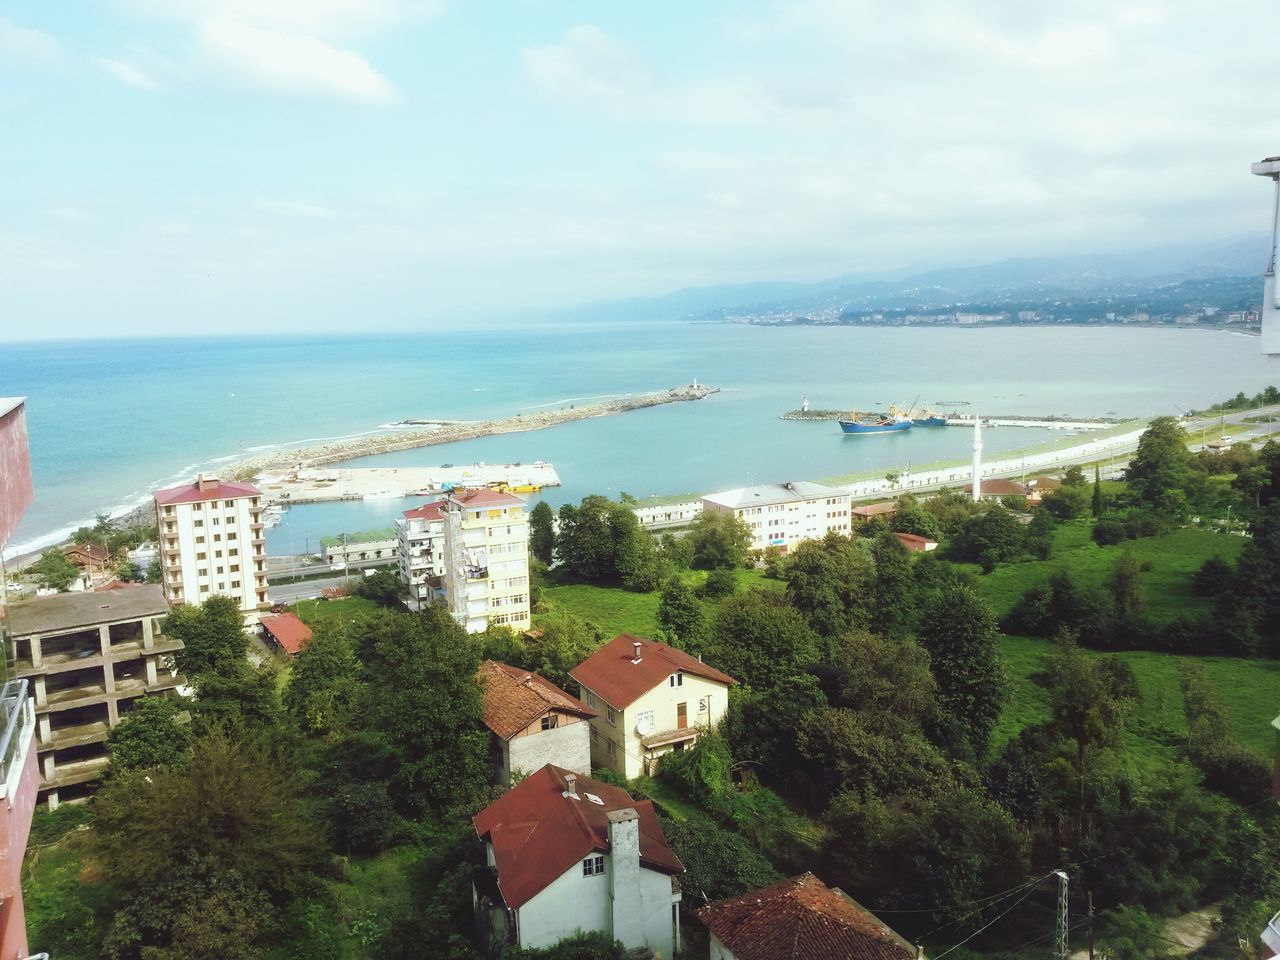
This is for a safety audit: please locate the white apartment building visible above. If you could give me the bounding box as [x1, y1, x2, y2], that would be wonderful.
[153, 476, 269, 616]
[396, 502, 447, 608]
[701, 480, 852, 554]
[396, 489, 531, 633]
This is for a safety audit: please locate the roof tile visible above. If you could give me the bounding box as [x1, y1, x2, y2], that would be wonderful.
[478, 661, 596, 740]
[570, 634, 736, 709]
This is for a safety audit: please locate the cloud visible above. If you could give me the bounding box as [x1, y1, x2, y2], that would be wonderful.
[252, 198, 336, 219]
[118, 0, 441, 37]
[195, 18, 396, 103]
[0, 16, 65, 66]
[523, 26, 653, 101]
[93, 56, 166, 91]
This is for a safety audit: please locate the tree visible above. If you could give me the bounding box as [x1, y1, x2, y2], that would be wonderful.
[660, 810, 783, 904]
[510, 932, 629, 960]
[529, 500, 555, 565]
[686, 510, 753, 570]
[1040, 484, 1089, 519]
[1099, 906, 1174, 960]
[1110, 548, 1145, 617]
[1221, 500, 1280, 655]
[870, 529, 916, 638]
[91, 730, 326, 959]
[1092, 465, 1104, 518]
[656, 578, 706, 649]
[1126, 416, 1193, 520]
[1063, 465, 1086, 486]
[284, 625, 364, 734]
[31, 548, 81, 591]
[783, 532, 873, 637]
[520, 609, 601, 688]
[698, 568, 737, 600]
[108, 695, 193, 773]
[706, 589, 819, 690]
[354, 568, 403, 606]
[949, 507, 1026, 565]
[916, 582, 1005, 755]
[114, 560, 145, 583]
[146, 557, 163, 583]
[553, 496, 660, 588]
[360, 607, 490, 815]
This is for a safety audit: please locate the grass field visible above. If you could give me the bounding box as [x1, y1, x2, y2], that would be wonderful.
[965, 522, 1246, 625]
[541, 567, 782, 638]
[994, 633, 1280, 760]
[288, 595, 384, 629]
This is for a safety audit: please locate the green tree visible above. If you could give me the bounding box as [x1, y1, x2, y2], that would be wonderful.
[284, 625, 364, 734]
[1126, 416, 1193, 520]
[31, 548, 81, 591]
[1110, 549, 1145, 618]
[1098, 906, 1173, 960]
[360, 607, 490, 815]
[92, 730, 326, 959]
[145, 557, 163, 583]
[660, 810, 783, 904]
[1063, 465, 1086, 486]
[783, 532, 873, 638]
[509, 932, 629, 960]
[1092, 465, 1104, 518]
[108, 695, 192, 773]
[521, 609, 603, 688]
[355, 568, 403, 607]
[723, 674, 827, 780]
[529, 500, 555, 565]
[1041, 484, 1089, 519]
[916, 582, 1005, 755]
[870, 529, 916, 638]
[949, 507, 1026, 565]
[892, 497, 944, 541]
[698, 567, 737, 600]
[706, 589, 818, 690]
[686, 510, 753, 570]
[114, 560, 145, 583]
[656, 578, 706, 649]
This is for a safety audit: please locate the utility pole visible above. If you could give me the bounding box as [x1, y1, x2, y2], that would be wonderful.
[1054, 870, 1069, 960]
[1087, 891, 1095, 960]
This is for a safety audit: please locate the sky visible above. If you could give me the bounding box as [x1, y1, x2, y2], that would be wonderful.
[1, 0, 1279, 340]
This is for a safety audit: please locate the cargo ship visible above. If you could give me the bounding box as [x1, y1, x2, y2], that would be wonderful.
[839, 409, 913, 435]
[911, 410, 948, 427]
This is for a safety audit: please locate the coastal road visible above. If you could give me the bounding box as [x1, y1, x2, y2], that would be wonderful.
[267, 574, 361, 605]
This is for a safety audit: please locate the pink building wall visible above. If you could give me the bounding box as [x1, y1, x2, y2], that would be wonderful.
[0, 402, 33, 549]
[0, 744, 38, 960]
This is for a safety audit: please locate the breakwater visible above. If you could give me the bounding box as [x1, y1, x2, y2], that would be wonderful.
[233, 383, 719, 478]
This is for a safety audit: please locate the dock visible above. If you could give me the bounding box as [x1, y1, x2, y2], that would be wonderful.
[258, 463, 561, 505]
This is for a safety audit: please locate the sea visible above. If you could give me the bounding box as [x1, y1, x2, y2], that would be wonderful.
[2, 323, 1276, 560]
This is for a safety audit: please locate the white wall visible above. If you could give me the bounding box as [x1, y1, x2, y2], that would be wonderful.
[709, 932, 736, 960]
[634, 860, 678, 959]
[507, 721, 591, 782]
[517, 855, 611, 949]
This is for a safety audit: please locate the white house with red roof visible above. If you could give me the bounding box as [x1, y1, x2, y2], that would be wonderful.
[153, 475, 269, 617]
[472, 764, 683, 956]
[571, 634, 737, 780]
[697, 873, 917, 960]
[477, 661, 596, 786]
[395, 489, 530, 632]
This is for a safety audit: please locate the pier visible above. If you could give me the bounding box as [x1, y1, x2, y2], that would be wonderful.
[258, 463, 561, 506]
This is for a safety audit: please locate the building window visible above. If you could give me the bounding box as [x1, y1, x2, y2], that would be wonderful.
[541, 715, 558, 731]
[231, 580, 240, 588]
[196, 552, 207, 561]
[606, 706, 616, 725]
[224, 500, 234, 508]
[582, 856, 605, 877]
[195, 536, 205, 544]
[607, 740, 617, 759]
[228, 533, 237, 541]
[212, 517, 220, 525]
[194, 519, 203, 527]
[586, 691, 597, 709]
[230, 564, 240, 572]
[216, 566, 224, 574]
[669, 672, 683, 688]
[213, 534, 221, 542]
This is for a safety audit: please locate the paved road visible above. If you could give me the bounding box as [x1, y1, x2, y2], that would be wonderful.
[267, 574, 361, 604]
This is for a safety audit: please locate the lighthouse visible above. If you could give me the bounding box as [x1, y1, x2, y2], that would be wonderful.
[1251, 154, 1280, 356]
[971, 416, 983, 502]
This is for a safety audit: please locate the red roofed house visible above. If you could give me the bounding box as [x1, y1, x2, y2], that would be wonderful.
[473, 764, 683, 956]
[63, 543, 112, 574]
[153, 475, 269, 618]
[962, 478, 1028, 500]
[571, 634, 736, 780]
[259, 612, 313, 656]
[697, 872, 918, 960]
[893, 532, 938, 553]
[477, 661, 596, 786]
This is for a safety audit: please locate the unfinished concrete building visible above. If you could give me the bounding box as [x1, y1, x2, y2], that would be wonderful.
[8, 584, 183, 808]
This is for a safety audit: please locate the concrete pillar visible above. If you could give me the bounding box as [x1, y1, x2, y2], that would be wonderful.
[46, 790, 59, 811]
[37, 714, 51, 746]
[607, 808, 643, 949]
[28, 634, 42, 668]
[106, 699, 119, 726]
[145, 656, 158, 687]
[42, 753, 55, 781]
[33, 676, 46, 708]
[103, 660, 115, 694]
[99, 624, 111, 656]
[142, 616, 154, 650]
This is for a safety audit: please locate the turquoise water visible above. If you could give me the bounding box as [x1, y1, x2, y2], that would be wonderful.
[2, 323, 1273, 558]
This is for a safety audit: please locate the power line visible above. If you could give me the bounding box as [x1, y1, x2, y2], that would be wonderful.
[931, 886, 1041, 960]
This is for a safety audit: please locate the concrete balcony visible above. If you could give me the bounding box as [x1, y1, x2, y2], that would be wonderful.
[35, 671, 184, 715]
[38, 719, 110, 753]
[14, 637, 183, 678]
[42, 754, 111, 790]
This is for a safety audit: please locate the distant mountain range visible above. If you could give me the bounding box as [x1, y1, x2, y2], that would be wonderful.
[559, 234, 1270, 324]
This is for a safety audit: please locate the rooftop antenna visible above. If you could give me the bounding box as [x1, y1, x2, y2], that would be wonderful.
[1251, 154, 1280, 356]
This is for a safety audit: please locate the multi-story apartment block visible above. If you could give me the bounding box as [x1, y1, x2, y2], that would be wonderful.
[0, 397, 41, 957]
[154, 476, 269, 617]
[702, 481, 852, 554]
[397, 501, 446, 609]
[9, 585, 182, 808]
[571, 634, 736, 780]
[396, 489, 531, 633]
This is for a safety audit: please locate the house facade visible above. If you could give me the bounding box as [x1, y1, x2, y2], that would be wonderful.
[477, 661, 595, 786]
[154, 475, 269, 617]
[703, 481, 851, 554]
[571, 634, 736, 780]
[698, 872, 918, 960]
[472, 765, 682, 956]
[396, 501, 446, 609]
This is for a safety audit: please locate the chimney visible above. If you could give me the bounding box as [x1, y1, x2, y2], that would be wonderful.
[607, 808, 643, 948]
[631, 641, 642, 663]
[697, 653, 703, 662]
[916, 946, 925, 960]
[196, 474, 217, 491]
[563, 773, 577, 798]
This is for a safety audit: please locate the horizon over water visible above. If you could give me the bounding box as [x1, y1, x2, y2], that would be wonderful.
[2, 323, 1276, 559]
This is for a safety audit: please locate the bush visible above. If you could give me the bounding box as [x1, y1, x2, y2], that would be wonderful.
[1192, 556, 1234, 596]
[1092, 519, 1126, 545]
[660, 811, 783, 903]
[509, 931, 628, 960]
[698, 568, 738, 600]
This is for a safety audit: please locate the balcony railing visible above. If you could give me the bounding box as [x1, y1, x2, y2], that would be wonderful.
[0, 679, 34, 801]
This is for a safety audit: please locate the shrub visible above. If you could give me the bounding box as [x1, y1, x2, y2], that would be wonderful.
[1192, 556, 1234, 596]
[698, 568, 738, 600]
[1092, 519, 1126, 545]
